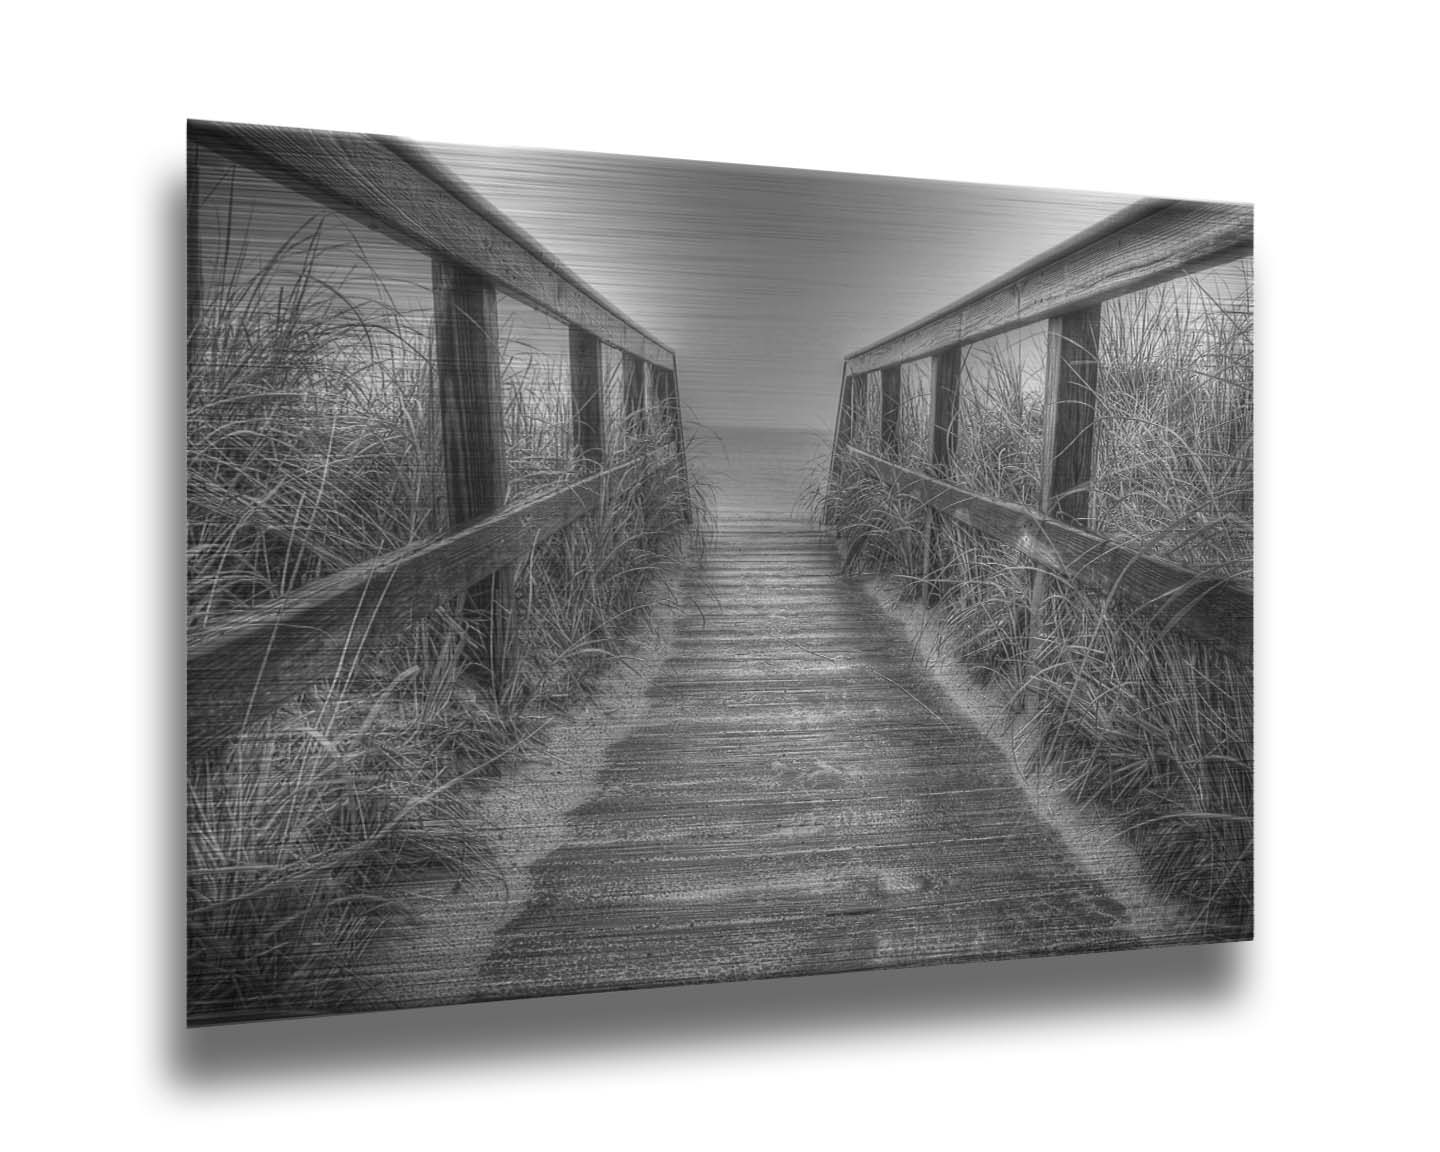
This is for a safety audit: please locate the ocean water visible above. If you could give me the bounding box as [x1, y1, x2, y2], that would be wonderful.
[689, 424, 835, 521]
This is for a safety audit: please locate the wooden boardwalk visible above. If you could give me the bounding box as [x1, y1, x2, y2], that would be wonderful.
[461, 479, 1137, 1002]
[188, 128, 1251, 1023]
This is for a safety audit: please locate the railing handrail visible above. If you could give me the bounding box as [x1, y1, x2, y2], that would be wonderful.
[188, 119, 677, 371]
[844, 448, 1251, 654]
[843, 197, 1252, 377]
[828, 194, 1253, 658]
[188, 457, 652, 748]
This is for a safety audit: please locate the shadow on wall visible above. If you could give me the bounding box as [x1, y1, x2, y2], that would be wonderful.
[169, 941, 1244, 1085]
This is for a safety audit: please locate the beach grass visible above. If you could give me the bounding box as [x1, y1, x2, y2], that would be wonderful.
[186, 181, 706, 1023]
[813, 264, 1254, 934]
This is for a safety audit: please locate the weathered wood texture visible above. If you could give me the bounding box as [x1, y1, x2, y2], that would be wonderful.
[845, 448, 1252, 654]
[622, 352, 647, 438]
[826, 373, 864, 504]
[432, 261, 513, 685]
[433, 264, 507, 526]
[920, 347, 965, 604]
[930, 346, 962, 472]
[569, 327, 605, 467]
[187, 460, 645, 747]
[844, 199, 1253, 376]
[1039, 307, 1103, 526]
[360, 499, 1142, 1009]
[652, 365, 692, 513]
[186, 141, 203, 364]
[188, 119, 676, 370]
[879, 364, 902, 458]
[839, 374, 862, 448]
[1025, 308, 1104, 684]
[652, 366, 680, 442]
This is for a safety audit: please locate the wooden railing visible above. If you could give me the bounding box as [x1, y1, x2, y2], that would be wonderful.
[187, 120, 688, 747]
[828, 197, 1253, 657]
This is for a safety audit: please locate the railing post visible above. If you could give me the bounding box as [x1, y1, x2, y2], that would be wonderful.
[879, 364, 901, 459]
[924, 346, 963, 602]
[569, 327, 605, 468]
[187, 142, 204, 383]
[432, 260, 512, 693]
[653, 365, 691, 520]
[1040, 308, 1103, 526]
[826, 372, 862, 520]
[931, 347, 961, 474]
[829, 374, 846, 452]
[1026, 305, 1103, 696]
[622, 351, 647, 443]
[857, 372, 874, 450]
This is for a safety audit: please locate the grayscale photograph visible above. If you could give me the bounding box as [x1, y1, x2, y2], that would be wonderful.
[186, 119, 1253, 1026]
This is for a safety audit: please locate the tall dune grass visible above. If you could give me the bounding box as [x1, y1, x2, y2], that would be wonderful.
[814, 265, 1253, 935]
[187, 194, 705, 1023]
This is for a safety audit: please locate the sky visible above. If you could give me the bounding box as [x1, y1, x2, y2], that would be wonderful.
[423, 142, 1140, 432]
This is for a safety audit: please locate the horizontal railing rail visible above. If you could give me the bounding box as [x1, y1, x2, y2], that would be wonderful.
[843, 198, 1252, 377]
[828, 194, 1253, 666]
[188, 458, 648, 747]
[844, 448, 1251, 654]
[189, 119, 676, 371]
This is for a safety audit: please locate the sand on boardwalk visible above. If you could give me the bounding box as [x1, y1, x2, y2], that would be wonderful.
[853, 568, 1193, 944]
[353, 564, 697, 1013]
[355, 520, 1186, 1012]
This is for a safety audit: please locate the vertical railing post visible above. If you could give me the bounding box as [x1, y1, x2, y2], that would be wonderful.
[854, 372, 873, 451]
[1040, 308, 1103, 526]
[879, 364, 901, 459]
[831, 375, 845, 453]
[931, 347, 961, 475]
[622, 351, 647, 444]
[1026, 305, 1103, 696]
[826, 372, 861, 522]
[925, 345, 963, 602]
[432, 260, 511, 694]
[569, 327, 605, 469]
[653, 365, 691, 520]
[187, 141, 204, 384]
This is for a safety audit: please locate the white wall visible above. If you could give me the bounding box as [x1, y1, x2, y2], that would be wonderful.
[12, 3, 1434, 1148]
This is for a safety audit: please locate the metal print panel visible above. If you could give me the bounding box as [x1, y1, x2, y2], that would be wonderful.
[186, 120, 1253, 1025]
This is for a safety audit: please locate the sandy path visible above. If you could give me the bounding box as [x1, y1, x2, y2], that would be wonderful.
[355, 462, 1187, 1011]
[446, 509, 1134, 1003]
[351, 577, 690, 1013]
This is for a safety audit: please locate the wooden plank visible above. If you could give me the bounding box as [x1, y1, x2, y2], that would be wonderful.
[1039, 308, 1103, 525]
[622, 352, 647, 440]
[434, 264, 507, 525]
[186, 141, 203, 371]
[569, 326, 605, 467]
[839, 374, 865, 452]
[432, 261, 512, 688]
[410, 511, 1141, 1009]
[844, 372, 871, 450]
[187, 460, 646, 747]
[652, 366, 670, 430]
[924, 347, 964, 604]
[879, 365, 901, 458]
[931, 347, 961, 474]
[653, 366, 692, 519]
[658, 367, 685, 445]
[188, 119, 677, 371]
[835, 374, 859, 450]
[844, 199, 1252, 376]
[845, 448, 1251, 654]
[1026, 306, 1103, 695]
[825, 373, 858, 521]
